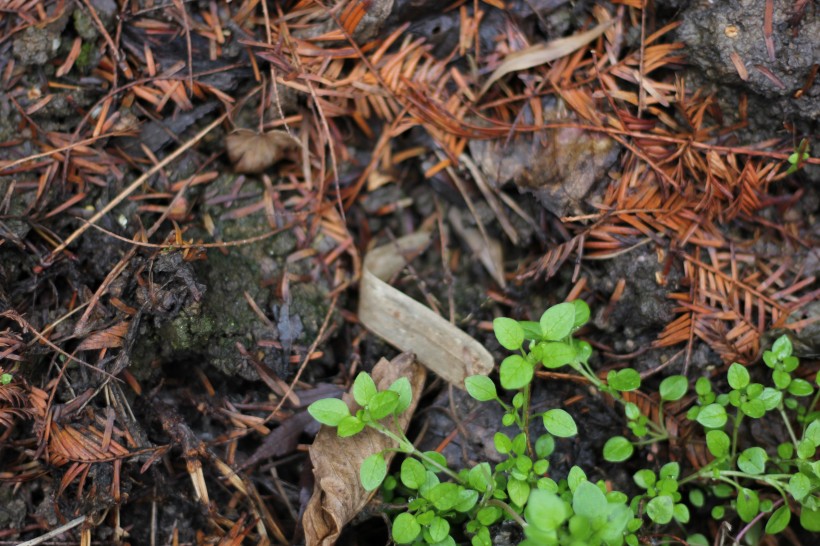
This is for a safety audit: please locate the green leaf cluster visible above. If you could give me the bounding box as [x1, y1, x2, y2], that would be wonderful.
[307, 304, 819, 545]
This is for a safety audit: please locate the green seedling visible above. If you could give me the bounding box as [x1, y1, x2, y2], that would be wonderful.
[308, 301, 819, 544]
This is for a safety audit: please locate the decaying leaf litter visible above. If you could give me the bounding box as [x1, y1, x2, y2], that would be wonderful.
[0, 0, 817, 544]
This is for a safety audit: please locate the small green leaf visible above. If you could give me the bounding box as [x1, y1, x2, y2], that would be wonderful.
[772, 335, 792, 359]
[689, 489, 705, 508]
[737, 447, 768, 475]
[519, 321, 543, 340]
[660, 462, 680, 480]
[789, 473, 811, 502]
[353, 372, 377, 407]
[633, 469, 656, 489]
[773, 369, 791, 390]
[706, 430, 731, 458]
[646, 496, 674, 524]
[673, 503, 690, 524]
[805, 420, 820, 447]
[307, 398, 350, 426]
[538, 341, 577, 368]
[603, 436, 634, 462]
[573, 480, 607, 520]
[388, 377, 413, 413]
[660, 375, 688, 401]
[695, 403, 728, 428]
[360, 453, 387, 491]
[525, 490, 567, 531]
[454, 488, 479, 512]
[607, 368, 641, 392]
[427, 516, 450, 542]
[468, 462, 492, 492]
[392, 512, 421, 544]
[499, 355, 533, 390]
[788, 378, 814, 397]
[401, 458, 427, 489]
[0, 373, 12, 385]
[800, 506, 820, 532]
[727, 363, 750, 390]
[687, 534, 709, 546]
[797, 438, 816, 460]
[507, 477, 530, 507]
[539, 302, 575, 341]
[765, 505, 791, 534]
[542, 409, 577, 438]
[477, 506, 503, 526]
[736, 487, 759, 523]
[368, 390, 400, 420]
[421, 451, 448, 471]
[741, 399, 766, 418]
[568, 467, 587, 495]
[465, 375, 497, 402]
[759, 387, 782, 411]
[535, 434, 555, 458]
[337, 415, 365, 437]
[572, 299, 590, 327]
[494, 317, 524, 350]
[427, 482, 460, 511]
[511, 433, 528, 456]
[494, 432, 512, 454]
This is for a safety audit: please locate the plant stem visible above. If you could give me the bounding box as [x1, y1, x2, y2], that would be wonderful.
[731, 411, 743, 460]
[735, 498, 784, 543]
[523, 381, 533, 457]
[370, 422, 463, 482]
[778, 406, 800, 449]
[487, 499, 527, 528]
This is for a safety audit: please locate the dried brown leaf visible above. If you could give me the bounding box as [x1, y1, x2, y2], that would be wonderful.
[225, 129, 301, 174]
[303, 353, 426, 546]
[358, 232, 494, 387]
[76, 321, 130, 351]
[479, 20, 614, 96]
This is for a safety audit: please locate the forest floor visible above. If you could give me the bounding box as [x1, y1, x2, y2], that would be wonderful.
[0, 1, 817, 545]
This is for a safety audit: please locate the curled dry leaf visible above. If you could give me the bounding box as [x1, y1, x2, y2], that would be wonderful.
[358, 231, 494, 388]
[225, 129, 301, 173]
[303, 353, 426, 546]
